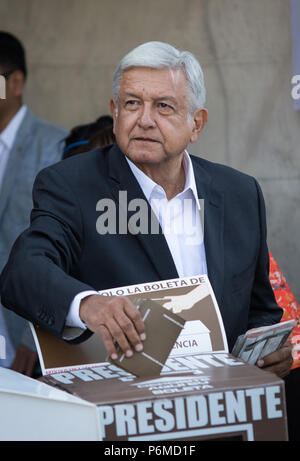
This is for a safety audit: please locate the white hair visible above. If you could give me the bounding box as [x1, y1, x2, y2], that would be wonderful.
[112, 41, 206, 115]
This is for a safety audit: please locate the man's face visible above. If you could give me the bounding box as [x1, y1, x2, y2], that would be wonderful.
[0, 67, 24, 119]
[111, 67, 206, 168]
[0, 67, 10, 113]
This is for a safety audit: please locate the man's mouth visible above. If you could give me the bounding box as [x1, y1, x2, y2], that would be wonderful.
[132, 137, 160, 143]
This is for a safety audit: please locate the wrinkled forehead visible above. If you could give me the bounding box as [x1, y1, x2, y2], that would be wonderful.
[118, 66, 190, 100]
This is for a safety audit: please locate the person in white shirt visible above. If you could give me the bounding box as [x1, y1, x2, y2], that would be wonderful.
[0, 31, 67, 375]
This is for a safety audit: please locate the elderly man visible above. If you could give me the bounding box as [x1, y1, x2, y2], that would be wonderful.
[0, 41, 292, 378]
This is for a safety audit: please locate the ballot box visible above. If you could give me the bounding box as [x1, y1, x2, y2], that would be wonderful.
[31, 276, 289, 441]
[41, 352, 288, 441]
[0, 367, 101, 441]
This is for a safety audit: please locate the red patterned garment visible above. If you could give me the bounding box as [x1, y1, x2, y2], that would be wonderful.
[269, 252, 300, 369]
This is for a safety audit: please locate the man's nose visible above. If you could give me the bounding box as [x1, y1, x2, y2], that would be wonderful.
[138, 104, 156, 128]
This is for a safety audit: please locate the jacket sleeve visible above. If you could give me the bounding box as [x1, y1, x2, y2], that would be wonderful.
[247, 178, 283, 329]
[0, 165, 95, 341]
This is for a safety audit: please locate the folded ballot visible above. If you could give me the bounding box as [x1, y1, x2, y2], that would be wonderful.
[231, 319, 296, 365]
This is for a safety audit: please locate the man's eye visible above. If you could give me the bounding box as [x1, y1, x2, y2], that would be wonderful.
[158, 102, 173, 112]
[125, 100, 139, 108]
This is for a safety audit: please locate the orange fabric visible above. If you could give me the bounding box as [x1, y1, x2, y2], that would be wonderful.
[269, 252, 300, 369]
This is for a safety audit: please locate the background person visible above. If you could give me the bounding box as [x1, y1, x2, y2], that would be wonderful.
[0, 31, 67, 376]
[63, 115, 115, 158]
[269, 251, 300, 441]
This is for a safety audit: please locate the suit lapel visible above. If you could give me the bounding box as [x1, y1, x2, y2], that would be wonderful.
[106, 146, 225, 297]
[0, 109, 34, 224]
[192, 158, 225, 304]
[107, 145, 178, 281]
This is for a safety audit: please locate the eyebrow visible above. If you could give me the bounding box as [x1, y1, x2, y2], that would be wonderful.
[122, 92, 178, 107]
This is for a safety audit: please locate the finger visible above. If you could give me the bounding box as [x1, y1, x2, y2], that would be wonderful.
[105, 318, 135, 358]
[24, 358, 35, 377]
[257, 346, 293, 378]
[20, 350, 37, 376]
[25, 354, 38, 377]
[97, 324, 119, 360]
[258, 344, 292, 368]
[123, 299, 146, 340]
[115, 310, 144, 352]
[10, 352, 26, 374]
[259, 359, 292, 378]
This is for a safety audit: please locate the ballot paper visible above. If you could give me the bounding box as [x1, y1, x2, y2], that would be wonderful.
[31, 274, 228, 376]
[231, 319, 296, 365]
[99, 274, 228, 359]
[109, 299, 185, 377]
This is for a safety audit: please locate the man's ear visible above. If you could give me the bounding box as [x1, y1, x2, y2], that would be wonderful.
[110, 99, 117, 134]
[190, 108, 208, 143]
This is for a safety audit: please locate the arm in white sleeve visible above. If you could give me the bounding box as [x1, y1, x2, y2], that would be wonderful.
[63, 290, 98, 340]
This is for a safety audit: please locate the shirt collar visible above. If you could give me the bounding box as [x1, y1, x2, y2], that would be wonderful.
[0, 104, 27, 150]
[181, 149, 199, 204]
[126, 150, 199, 205]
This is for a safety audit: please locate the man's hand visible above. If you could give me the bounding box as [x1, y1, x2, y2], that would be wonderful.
[256, 340, 293, 378]
[10, 344, 39, 377]
[79, 294, 146, 360]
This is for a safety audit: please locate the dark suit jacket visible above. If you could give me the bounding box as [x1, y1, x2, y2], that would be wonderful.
[0, 143, 282, 351]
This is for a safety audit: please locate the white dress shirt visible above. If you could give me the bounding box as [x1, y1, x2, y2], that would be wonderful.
[66, 150, 207, 330]
[0, 104, 27, 367]
[0, 105, 27, 192]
